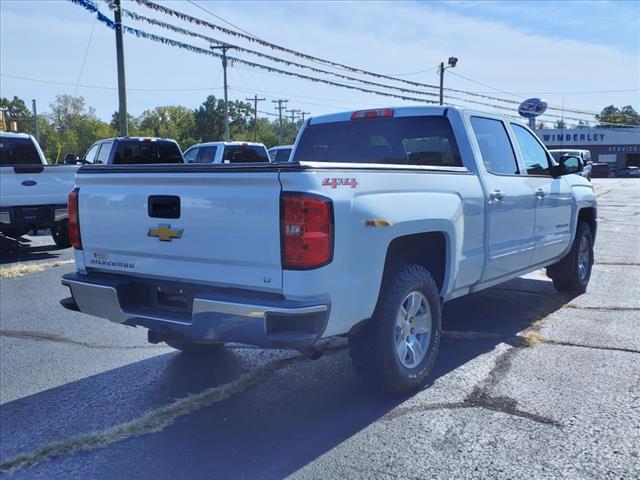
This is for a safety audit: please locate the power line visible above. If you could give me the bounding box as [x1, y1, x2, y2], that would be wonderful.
[1, 73, 225, 92]
[186, 0, 256, 39]
[74, 16, 98, 96]
[129, 0, 601, 116]
[385, 66, 439, 77]
[100, 1, 599, 122]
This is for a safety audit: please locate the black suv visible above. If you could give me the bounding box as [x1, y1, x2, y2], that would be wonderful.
[71, 137, 184, 165]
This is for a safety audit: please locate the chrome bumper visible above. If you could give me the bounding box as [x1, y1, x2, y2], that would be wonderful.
[61, 272, 329, 349]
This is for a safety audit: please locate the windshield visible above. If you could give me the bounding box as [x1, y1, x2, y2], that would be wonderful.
[292, 116, 461, 166]
[0, 137, 43, 165]
[112, 141, 183, 164]
[222, 145, 269, 163]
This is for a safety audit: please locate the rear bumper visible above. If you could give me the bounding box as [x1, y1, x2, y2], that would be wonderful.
[0, 204, 67, 228]
[61, 272, 329, 350]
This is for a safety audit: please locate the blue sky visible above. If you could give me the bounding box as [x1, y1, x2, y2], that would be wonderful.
[1, 0, 638, 126]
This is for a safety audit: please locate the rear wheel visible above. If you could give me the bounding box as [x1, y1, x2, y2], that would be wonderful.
[350, 263, 441, 394]
[165, 339, 224, 354]
[51, 221, 71, 248]
[547, 221, 593, 294]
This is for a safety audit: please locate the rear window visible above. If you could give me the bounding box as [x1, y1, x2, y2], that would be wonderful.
[222, 145, 269, 163]
[292, 116, 461, 167]
[273, 148, 292, 162]
[112, 141, 183, 164]
[0, 137, 42, 165]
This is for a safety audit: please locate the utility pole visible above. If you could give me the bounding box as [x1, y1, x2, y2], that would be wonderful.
[211, 44, 236, 141]
[31, 99, 39, 142]
[438, 56, 458, 106]
[300, 111, 311, 123]
[272, 99, 288, 143]
[114, 0, 128, 136]
[245, 94, 265, 142]
[438, 62, 445, 106]
[286, 109, 300, 124]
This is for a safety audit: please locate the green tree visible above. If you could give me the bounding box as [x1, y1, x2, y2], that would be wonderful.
[138, 105, 197, 149]
[554, 119, 567, 129]
[0, 96, 34, 133]
[576, 120, 590, 129]
[110, 111, 144, 136]
[48, 95, 115, 158]
[596, 105, 640, 127]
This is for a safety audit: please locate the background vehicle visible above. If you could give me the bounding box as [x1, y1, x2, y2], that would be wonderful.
[268, 145, 294, 162]
[615, 166, 640, 178]
[183, 142, 270, 164]
[591, 162, 612, 178]
[0, 132, 77, 246]
[549, 149, 592, 180]
[61, 107, 596, 393]
[75, 137, 184, 165]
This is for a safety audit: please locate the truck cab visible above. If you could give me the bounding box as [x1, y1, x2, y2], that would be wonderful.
[60, 107, 596, 393]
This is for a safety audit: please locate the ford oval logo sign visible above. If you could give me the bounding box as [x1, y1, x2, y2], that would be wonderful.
[518, 98, 548, 118]
[21, 180, 37, 187]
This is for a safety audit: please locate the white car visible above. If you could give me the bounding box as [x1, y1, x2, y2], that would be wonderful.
[61, 107, 596, 393]
[183, 141, 270, 164]
[1, 132, 78, 246]
[268, 145, 294, 162]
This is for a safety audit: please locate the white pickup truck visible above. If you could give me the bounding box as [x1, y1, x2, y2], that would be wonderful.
[1, 132, 77, 247]
[60, 107, 596, 393]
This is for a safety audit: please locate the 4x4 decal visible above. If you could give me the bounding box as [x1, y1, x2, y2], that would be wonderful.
[322, 177, 358, 189]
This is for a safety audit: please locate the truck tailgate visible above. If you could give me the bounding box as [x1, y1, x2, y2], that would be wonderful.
[76, 170, 283, 292]
[0, 165, 78, 207]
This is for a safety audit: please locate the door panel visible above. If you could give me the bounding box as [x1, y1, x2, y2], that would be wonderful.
[469, 116, 536, 280]
[528, 176, 573, 263]
[510, 124, 573, 264]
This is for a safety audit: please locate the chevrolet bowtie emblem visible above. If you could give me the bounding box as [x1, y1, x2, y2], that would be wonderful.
[148, 224, 183, 242]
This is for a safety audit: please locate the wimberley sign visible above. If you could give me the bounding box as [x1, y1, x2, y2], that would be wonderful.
[538, 128, 640, 147]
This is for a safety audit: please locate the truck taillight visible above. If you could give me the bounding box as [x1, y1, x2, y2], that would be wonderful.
[68, 188, 82, 249]
[281, 193, 333, 269]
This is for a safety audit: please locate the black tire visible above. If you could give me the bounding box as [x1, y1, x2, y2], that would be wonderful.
[547, 221, 593, 294]
[165, 339, 224, 354]
[51, 221, 71, 248]
[349, 263, 441, 394]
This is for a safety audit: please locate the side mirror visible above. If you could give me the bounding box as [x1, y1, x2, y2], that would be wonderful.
[557, 155, 582, 176]
[64, 153, 79, 165]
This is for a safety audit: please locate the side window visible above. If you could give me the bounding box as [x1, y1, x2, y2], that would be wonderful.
[183, 148, 199, 163]
[95, 141, 112, 164]
[83, 144, 100, 164]
[512, 124, 551, 176]
[470, 117, 519, 175]
[197, 146, 217, 163]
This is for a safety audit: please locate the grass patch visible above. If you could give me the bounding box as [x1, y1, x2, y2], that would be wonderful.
[0, 260, 74, 279]
[520, 331, 545, 348]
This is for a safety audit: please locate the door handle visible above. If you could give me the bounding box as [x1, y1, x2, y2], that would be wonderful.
[535, 188, 546, 198]
[489, 189, 505, 201]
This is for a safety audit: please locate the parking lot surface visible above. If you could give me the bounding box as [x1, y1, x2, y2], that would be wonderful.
[1, 179, 638, 479]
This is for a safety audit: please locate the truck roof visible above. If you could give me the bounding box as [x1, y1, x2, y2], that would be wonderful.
[308, 106, 522, 125]
[189, 141, 266, 148]
[100, 137, 178, 143]
[0, 132, 32, 139]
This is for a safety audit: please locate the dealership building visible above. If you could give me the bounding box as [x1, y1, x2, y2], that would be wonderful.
[536, 127, 640, 169]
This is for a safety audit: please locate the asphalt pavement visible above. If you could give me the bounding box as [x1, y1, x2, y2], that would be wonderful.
[0, 179, 638, 479]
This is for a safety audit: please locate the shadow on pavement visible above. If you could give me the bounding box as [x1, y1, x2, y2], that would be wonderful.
[0, 277, 576, 479]
[0, 234, 68, 264]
